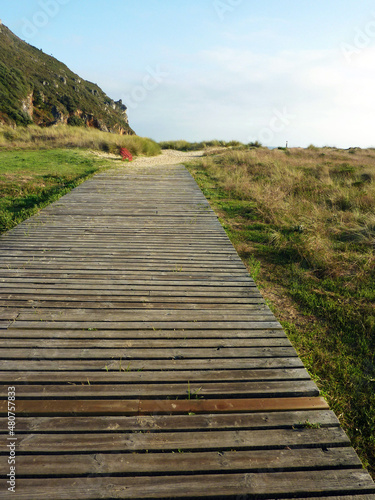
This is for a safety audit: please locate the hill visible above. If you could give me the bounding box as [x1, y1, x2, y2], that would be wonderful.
[0, 22, 134, 134]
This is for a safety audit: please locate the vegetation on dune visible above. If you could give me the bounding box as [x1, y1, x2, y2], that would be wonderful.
[185, 146, 375, 477]
[160, 139, 247, 151]
[0, 124, 160, 156]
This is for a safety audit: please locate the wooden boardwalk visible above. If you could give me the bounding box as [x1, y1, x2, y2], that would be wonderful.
[0, 163, 374, 499]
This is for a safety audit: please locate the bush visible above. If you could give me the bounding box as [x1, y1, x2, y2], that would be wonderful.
[247, 141, 262, 148]
[67, 116, 86, 127]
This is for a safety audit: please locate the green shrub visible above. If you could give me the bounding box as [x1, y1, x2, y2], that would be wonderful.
[67, 116, 86, 127]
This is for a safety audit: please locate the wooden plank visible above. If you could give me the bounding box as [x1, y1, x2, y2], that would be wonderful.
[1, 252, 243, 258]
[0, 295, 262, 304]
[0, 328, 286, 339]
[0, 397, 329, 416]
[0, 346, 297, 359]
[0, 264, 250, 273]
[0, 358, 306, 371]
[0, 367, 310, 383]
[0, 296, 264, 306]
[0, 286, 261, 297]
[0, 427, 348, 453]
[0, 300, 268, 311]
[0, 338, 292, 348]
[6, 470, 375, 499]
[0, 244, 238, 252]
[8, 321, 284, 330]
[0, 308, 19, 322]
[0, 447, 361, 476]
[0, 380, 319, 398]
[0, 280, 258, 289]
[0, 410, 340, 432]
[0, 282, 259, 292]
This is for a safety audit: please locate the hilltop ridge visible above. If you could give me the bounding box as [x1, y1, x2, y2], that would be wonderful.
[0, 23, 135, 134]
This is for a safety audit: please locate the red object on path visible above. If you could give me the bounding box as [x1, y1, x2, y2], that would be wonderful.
[120, 147, 133, 161]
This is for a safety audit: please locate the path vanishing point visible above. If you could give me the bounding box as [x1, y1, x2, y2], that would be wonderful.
[0, 160, 374, 499]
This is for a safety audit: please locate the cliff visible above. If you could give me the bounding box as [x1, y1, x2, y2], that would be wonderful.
[0, 23, 135, 134]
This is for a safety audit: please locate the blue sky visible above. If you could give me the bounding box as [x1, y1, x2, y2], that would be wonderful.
[2, 0, 375, 147]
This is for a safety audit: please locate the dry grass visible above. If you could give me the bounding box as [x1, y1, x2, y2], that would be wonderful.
[0, 124, 161, 156]
[200, 147, 375, 278]
[186, 146, 375, 476]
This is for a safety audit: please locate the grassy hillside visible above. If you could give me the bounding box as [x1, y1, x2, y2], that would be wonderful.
[0, 24, 134, 134]
[185, 146, 375, 477]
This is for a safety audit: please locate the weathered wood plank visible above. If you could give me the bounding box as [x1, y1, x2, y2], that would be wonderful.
[0, 279, 257, 289]
[0, 447, 362, 477]
[0, 285, 260, 297]
[0, 410, 340, 432]
[0, 294, 264, 310]
[0, 380, 319, 398]
[0, 427, 347, 453]
[0, 295, 262, 304]
[0, 368, 312, 383]
[8, 321, 284, 330]
[0, 346, 297, 359]
[0, 397, 329, 416]
[0, 338, 292, 348]
[0, 281, 259, 292]
[5, 470, 375, 499]
[0, 328, 286, 339]
[0, 357, 304, 371]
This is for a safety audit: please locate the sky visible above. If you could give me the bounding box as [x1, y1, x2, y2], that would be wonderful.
[1, 0, 375, 147]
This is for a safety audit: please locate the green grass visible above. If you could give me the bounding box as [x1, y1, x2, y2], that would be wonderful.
[0, 149, 113, 233]
[185, 147, 375, 478]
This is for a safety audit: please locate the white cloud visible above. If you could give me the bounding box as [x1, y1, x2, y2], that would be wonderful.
[101, 43, 374, 148]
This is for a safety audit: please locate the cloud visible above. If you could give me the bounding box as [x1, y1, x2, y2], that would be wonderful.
[102, 42, 374, 147]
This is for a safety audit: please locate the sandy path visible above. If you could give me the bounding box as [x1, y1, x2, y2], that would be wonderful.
[92, 149, 204, 166]
[131, 149, 204, 165]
